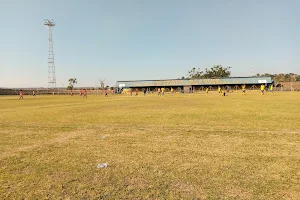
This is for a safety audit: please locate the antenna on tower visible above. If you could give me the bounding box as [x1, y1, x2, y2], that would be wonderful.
[44, 19, 56, 88]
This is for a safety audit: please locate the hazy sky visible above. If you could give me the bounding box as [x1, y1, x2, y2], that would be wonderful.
[0, 0, 299, 88]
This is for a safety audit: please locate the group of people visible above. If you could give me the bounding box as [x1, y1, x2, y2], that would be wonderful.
[211, 84, 273, 96]
[128, 88, 166, 96]
[245, 84, 273, 95]
[77, 89, 88, 98]
[216, 86, 229, 96]
[216, 86, 227, 96]
[157, 88, 165, 96]
[129, 89, 140, 96]
[128, 85, 274, 97]
[74, 89, 114, 97]
[19, 90, 36, 99]
[78, 89, 115, 97]
[260, 84, 273, 95]
[18, 84, 274, 99]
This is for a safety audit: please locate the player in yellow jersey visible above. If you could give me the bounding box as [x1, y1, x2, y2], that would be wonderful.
[220, 86, 226, 96]
[222, 89, 226, 96]
[260, 84, 265, 95]
[206, 87, 209, 95]
[269, 84, 273, 94]
[161, 88, 165, 96]
[171, 87, 174, 93]
[218, 86, 221, 93]
[242, 85, 246, 95]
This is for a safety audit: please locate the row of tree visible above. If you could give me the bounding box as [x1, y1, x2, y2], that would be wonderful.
[185, 65, 300, 82]
[67, 78, 110, 90]
[256, 73, 300, 82]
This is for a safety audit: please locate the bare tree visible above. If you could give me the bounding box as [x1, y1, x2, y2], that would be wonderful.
[98, 78, 106, 90]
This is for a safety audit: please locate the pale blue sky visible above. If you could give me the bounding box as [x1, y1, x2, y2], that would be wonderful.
[0, 0, 299, 88]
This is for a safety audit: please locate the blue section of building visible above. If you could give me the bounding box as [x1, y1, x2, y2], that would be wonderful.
[116, 77, 272, 88]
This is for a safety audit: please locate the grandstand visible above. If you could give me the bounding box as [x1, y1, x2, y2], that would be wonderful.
[116, 76, 273, 93]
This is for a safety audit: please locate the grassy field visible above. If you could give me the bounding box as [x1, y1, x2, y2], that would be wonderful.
[1, 91, 300, 199]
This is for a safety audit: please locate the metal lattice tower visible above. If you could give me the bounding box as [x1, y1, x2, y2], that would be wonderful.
[44, 19, 56, 88]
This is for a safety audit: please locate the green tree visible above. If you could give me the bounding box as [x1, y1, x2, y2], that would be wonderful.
[68, 78, 77, 90]
[284, 74, 291, 81]
[188, 68, 203, 79]
[188, 65, 231, 79]
[295, 75, 300, 81]
[203, 65, 231, 78]
[260, 73, 275, 80]
[275, 74, 286, 82]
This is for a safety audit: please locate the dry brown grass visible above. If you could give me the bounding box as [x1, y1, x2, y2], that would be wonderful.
[0, 92, 300, 199]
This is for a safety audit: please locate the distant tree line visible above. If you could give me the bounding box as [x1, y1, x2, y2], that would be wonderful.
[66, 77, 112, 90]
[256, 73, 300, 82]
[183, 65, 300, 82]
